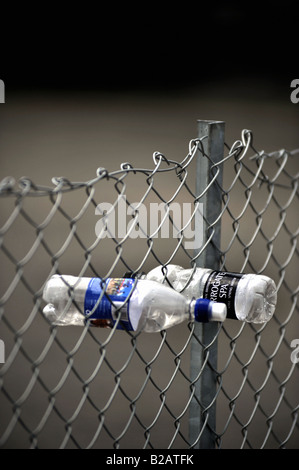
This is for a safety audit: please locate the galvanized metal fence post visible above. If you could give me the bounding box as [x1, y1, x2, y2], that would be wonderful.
[189, 120, 225, 448]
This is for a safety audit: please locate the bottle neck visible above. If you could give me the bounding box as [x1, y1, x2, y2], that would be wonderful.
[189, 298, 211, 323]
[189, 299, 196, 321]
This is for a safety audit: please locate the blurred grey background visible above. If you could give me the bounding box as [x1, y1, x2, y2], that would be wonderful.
[1, 77, 298, 184]
[0, 4, 298, 449]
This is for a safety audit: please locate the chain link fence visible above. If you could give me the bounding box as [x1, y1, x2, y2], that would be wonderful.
[0, 120, 298, 449]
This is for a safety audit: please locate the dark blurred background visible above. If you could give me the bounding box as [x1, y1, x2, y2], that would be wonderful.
[1, 1, 298, 179]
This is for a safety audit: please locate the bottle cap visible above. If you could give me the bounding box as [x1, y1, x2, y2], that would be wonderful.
[194, 298, 227, 323]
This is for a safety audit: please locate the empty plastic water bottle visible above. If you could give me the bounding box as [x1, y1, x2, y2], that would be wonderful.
[42, 275, 227, 332]
[146, 265, 277, 324]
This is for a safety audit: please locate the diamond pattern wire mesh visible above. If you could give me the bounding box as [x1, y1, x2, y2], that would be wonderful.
[0, 125, 298, 449]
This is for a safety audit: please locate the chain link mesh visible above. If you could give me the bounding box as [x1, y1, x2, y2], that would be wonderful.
[0, 126, 298, 449]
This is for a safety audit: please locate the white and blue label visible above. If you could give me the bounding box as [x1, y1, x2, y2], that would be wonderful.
[84, 278, 135, 330]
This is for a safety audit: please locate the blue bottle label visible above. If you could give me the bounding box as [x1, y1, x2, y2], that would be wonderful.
[84, 278, 135, 330]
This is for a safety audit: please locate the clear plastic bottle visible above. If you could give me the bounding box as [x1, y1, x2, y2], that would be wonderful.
[42, 274, 227, 333]
[145, 265, 277, 324]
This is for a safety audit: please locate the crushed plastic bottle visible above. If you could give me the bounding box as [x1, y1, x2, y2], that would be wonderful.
[146, 265, 277, 324]
[42, 274, 227, 332]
